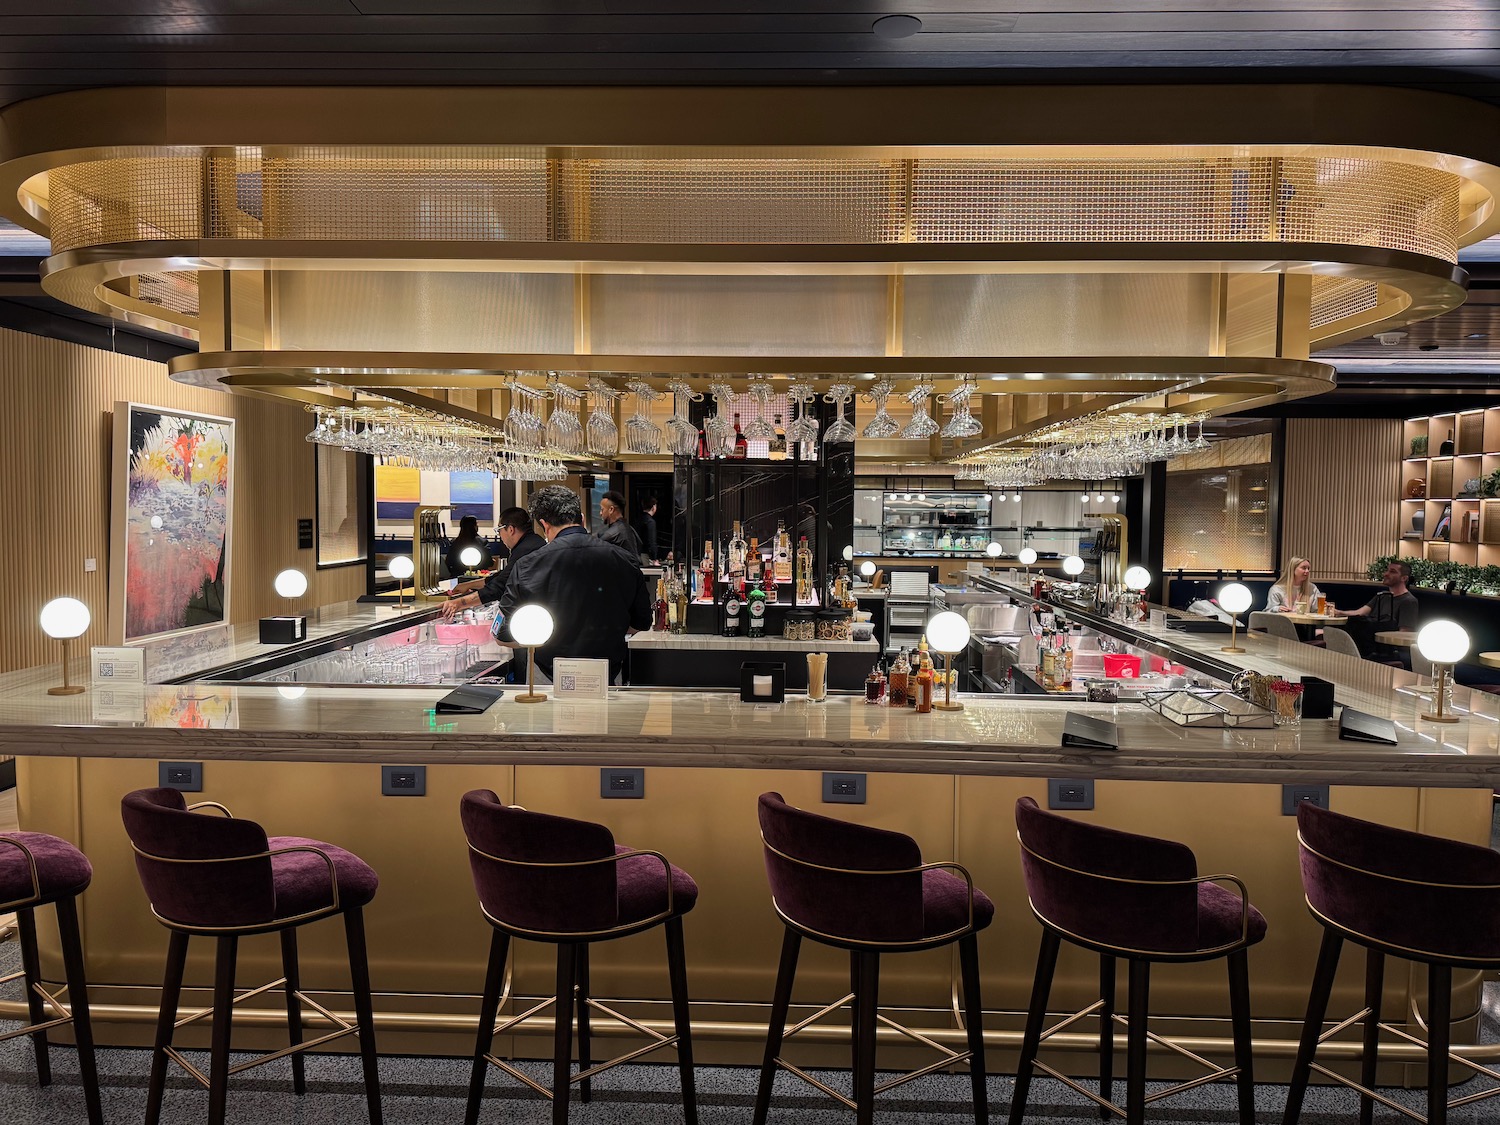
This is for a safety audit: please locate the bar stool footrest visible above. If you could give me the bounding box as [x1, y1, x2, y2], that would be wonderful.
[1304, 1018, 1500, 1122]
[0, 972, 76, 1042]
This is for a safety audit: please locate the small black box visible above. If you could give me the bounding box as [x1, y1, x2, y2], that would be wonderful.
[259, 616, 307, 644]
[1300, 676, 1335, 720]
[740, 661, 786, 704]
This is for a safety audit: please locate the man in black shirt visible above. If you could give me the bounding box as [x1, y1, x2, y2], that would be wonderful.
[497, 486, 652, 682]
[1335, 559, 1419, 658]
[596, 489, 642, 559]
[442, 507, 544, 619]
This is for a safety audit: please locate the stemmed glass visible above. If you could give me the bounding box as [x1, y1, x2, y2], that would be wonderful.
[506, 378, 548, 453]
[862, 379, 900, 438]
[901, 378, 939, 440]
[785, 383, 820, 453]
[584, 376, 621, 457]
[624, 380, 664, 454]
[705, 382, 736, 457]
[666, 380, 702, 456]
[824, 383, 857, 443]
[940, 375, 983, 438]
[744, 377, 775, 440]
[545, 375, 584, 456]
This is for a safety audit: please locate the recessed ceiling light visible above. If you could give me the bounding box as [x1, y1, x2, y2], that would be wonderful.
[872, 14, 922, 38]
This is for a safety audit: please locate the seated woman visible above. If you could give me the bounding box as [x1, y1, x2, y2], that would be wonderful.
[1266, 556, 1321, 613]
[445, 515, 495, 585]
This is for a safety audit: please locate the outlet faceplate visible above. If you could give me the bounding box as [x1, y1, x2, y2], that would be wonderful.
[822, 772, 867, 804]
[1282, 783, 1329, 816]
[381, 765, 426, 797]
[601, 768, 645, 799]
[1048, 778, 1095, 811]
[158, 761, 203, 792]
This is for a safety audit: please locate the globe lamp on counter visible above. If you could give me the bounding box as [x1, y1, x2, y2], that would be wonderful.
[1062, 555, 1085, 578]
[925, 611, 971, 712]
[509, 604, 555, 704]
[985, 541, 1004, 559]
[39, 597, 90, 696]
[1018, 547, 1038, 578]
[1417, 620, 1469, 724]
[388, 555, 415, 610]
[1218, 582, 1252, 654]
[1123, 565, 1153, 622]
[262, 568, 310, 644]
[460, 545, 483, 576]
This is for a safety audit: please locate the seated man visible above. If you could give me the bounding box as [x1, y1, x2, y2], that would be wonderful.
[1334, 559, 1418, 660]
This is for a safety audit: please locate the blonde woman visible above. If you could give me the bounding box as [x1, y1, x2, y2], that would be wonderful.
[1266, 556, 1322, 613]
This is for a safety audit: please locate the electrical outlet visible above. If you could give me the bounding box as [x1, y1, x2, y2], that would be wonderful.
[1282, 784, 1329, 816]
[158, 762, 203, 792]
[1048, 778, 1095, 811]
[601, 768, 645, 799]
[381, 765, 426, 797]
[84, 557, 97, 573]
[822, 772, 867, 804]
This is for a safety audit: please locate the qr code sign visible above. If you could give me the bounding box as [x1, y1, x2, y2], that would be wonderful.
[559, 675, 576, 691]
[98, 662, 115, 678]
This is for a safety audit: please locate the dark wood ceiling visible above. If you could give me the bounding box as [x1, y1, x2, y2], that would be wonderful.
[4, 1, 1500, 106]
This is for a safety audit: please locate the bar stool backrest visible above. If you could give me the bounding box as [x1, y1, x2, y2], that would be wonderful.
[1015, 796, 1202, 954]
[1297, 802, 1500, 963]
[460, 789, 619, 935]
[757, 791, 925, 944]
[121, 787, 277, 929]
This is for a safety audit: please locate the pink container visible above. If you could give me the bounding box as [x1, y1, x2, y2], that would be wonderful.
[1103, 653, 1142, 679]
[435, 622, 492, 646]
[371, 626, 420, 649]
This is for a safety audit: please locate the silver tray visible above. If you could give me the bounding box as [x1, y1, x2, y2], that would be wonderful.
[1143, 690, 1275, 729]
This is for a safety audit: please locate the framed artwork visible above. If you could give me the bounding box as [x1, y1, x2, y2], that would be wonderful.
[110, 403, 235, 644]
[448, 470, 494, 522]
[375, 462, 421, 520]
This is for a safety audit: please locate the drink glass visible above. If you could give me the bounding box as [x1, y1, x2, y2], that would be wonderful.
[806, 653, 828, 703]
[1294, 599, 1308, 615]
[1316, 593, 1326, 614]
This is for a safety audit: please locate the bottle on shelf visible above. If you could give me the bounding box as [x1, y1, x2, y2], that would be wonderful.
[732, 414, 748, 459]
[888, 650, 910, 708]
[722, 580, 744, 636]
[1040, 631, 1058, 691]
[1059, 630, 1074, 691]
[698, 540, 715, 602]
[748, 576, 767, 638]
[728, 521, 748, 580]
[768, 414, 787, 461]
[915, 652, 935, 714]
[906, 649, 919, 708]
[764, 556, 778, 603]
[795, 535, 814, 603]
[749, 537, 760, 576]
[1440, 428, 1456, 457]
[671, 567, 689, 634]
[653, 575, 669, 632]
[865, 662, 886, 704]
[774, 521, 793, 582]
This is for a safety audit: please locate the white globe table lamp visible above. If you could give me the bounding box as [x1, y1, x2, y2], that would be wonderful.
[1018, 547, 1038, 578]
[39, 597, 90, 696]
[926, 610, 972, 712]
[1124, 566, 1152, 593]
[985, 541, 1003, 559]
[1062, 555, 1085, 578]
[388, 555, 415, 610]
[460, 545, 483, 574]
[1218, 582, 1252, 654]
[1417, 620, 1469, 724]
[510, 604, 555, 704]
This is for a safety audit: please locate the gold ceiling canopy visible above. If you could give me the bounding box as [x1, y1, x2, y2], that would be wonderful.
[3, 84, 1497, 458]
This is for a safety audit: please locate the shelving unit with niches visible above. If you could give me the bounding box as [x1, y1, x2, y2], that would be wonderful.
[1399, 409, 1500, 564]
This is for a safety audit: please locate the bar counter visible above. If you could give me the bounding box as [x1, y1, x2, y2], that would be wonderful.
[0, 599, 1494, 1075]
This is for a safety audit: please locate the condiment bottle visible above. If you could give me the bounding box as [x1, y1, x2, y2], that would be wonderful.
[915, 652, 935, 713]
[864, 663, 885, 704]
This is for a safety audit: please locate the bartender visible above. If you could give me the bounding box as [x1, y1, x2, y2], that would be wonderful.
[596, 489, 643, 558]
[442, 507, 544, 620]
[497, 485, 652, 682]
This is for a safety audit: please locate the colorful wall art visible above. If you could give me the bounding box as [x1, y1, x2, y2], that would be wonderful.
[448, 470, 495, 522]
[111, 403, 234, 643]
[375, 463, 421, 520]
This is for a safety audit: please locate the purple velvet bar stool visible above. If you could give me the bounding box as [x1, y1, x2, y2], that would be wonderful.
[1283, 802, 1500, 1125]
[1012, 797, 1266, 1125]
[754, 791, 994, 1125]
[121, 787, 382, 1125]
[460, 790, 699, 1125]
[0, 831, 103, 1125]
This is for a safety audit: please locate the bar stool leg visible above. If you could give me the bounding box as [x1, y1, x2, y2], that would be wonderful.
[1359, 950, 1385, 1125]
[465, 929, 510, 1125]
[1098, 956, 1115, 1120]
[1281, 929, 1344, 1125]
[852, 950, 879, 1125]
[957, 933, 987, 1125]
[206, 934, 239, 1125]
[665, 916, 698, 1125]
[280, 928, 306, 1096]
[575, 944, 591, 1104]
[1125, 958, 1150, 1125]
[16, 906, 51, 1085]
[1428, 963, 1451, 1125]
[144, 930, 189, 1125]
[552, 943, 577, 1125]
[1008, 929, 1062, 1125]
[1226, 949, 1255, 1125]
[54, 896, 104, 1125]
[752, 928, 801, 1125]
[343, 908, 384, 1125]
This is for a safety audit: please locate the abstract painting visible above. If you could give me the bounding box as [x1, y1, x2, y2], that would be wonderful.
[111, 403, 234, 643]
[375, 463, 421, 520]
[448, 470, 494, 522]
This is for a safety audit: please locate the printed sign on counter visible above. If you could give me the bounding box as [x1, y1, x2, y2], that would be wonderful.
[91, 646, 145, 685]
[552, 658, 610, 701]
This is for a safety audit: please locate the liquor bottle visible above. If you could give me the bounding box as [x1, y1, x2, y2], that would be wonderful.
[748, 576, 767, 638]
[768, 415, 787, 461]
[888, 650, 910, 708]
[749, 537, 760, 577]
[722, 581, 744, 636]
[764, 556, 778, 603]
[728, 521, 747, 580]
[653, 576, 669, 632]
[1040, 632, 1058, 691]
[1440, 428, 1456, 457]
[696, 426, 709, 460]
[698, 540, 715, 602]
[795, 535, 813, 603]
[673, 566, 689, 633]
[915, 652, 935, 714]
[906, 650, 919, 708]
[774, 521, 793, 582]
[732, 414, 747, 459]
[865, 662, 886, 704]
[1060, 630, 1074, 691]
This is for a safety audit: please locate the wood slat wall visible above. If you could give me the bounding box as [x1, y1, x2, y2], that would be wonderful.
[1281, 418, 1401, 582]
[0, 325, 364, 674]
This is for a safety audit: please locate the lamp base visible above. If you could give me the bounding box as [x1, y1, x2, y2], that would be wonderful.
[1220, 646, 1246, 654]
[514, 692, 548, 704]
[47, 685, 84, 696]
[934, 700, 965, 712]
[1420, 711, 1460, 724]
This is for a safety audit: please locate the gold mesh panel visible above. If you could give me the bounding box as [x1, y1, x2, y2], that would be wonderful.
[135, 271, 200, 317]
[40, 151, 1465, 263]
[1461, 411, 1486, 456]
[1163, 444, 1273, 573]
[1309, 276, 1380, 330]
[1430, 458, 1454, 500]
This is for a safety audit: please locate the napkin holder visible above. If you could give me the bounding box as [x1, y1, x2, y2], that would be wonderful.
[740, 661, 786, 704]
[258, 616, 306, 644]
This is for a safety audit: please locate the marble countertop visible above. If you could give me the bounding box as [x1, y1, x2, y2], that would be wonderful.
[629, 633, 878, 652]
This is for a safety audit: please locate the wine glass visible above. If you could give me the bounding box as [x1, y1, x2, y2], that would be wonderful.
[862, 379, 900, 438]
[824, 383, 857, 443]
[901, 379, 939, 440]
